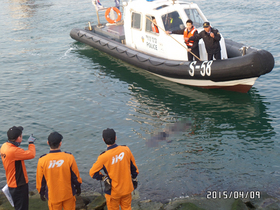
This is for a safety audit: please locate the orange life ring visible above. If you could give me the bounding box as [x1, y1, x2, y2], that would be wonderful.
[105, 7, 122, 23]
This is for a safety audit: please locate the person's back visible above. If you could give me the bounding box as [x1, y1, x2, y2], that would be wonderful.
[90, 144, 136, 197]
[89, 128, 139, 210]
[36, 132, 82, 210]
[37, 151, 80, 203]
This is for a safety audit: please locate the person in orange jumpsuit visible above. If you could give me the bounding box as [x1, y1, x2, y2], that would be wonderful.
[151, 17, 159, 33]
[36, 132, 82, 210]
[89, 128, 139, 210]
[0, 126, 36, 210]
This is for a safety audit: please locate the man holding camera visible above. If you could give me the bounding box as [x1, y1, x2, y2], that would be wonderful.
[0, 126, 36, 210]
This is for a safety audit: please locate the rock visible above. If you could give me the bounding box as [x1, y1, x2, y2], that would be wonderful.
[29, 196, 49, 210]
[29, 191, 36, 196]
[131, 200, 141, 210]
[82, 196, 92, 206]
[141, 199, 151, 203]
[173, 202, 205, 210]
[242, 192, 280, 209]
[0, 192, 14, 210]
[29, 191, 41, 199]
[231, 199, 248, 210]
[138, 199, 163, 210]
[0, 193, 5, 206]
[132, 190, 140, 200]
[76, 195, 86, 210]
[87, 195, 106, 210]
[164, 199, 205, 210]
[0, 203, 14, 210]
[164, 197, 238, 210]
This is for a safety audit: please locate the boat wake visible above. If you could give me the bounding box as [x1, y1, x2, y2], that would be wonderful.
[59, 47, 75, 60]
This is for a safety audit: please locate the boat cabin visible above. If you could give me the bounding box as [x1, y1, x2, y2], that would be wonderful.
[93, 0, 227, 61]
[123, 0, 227, 61]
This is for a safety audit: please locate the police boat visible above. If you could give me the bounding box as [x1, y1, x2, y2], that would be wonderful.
[70, 0, 274, 93]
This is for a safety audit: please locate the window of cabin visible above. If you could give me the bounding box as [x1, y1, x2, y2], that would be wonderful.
[161, 11, 183, 31]
[184, 9, 204, 28]
[145, 16, 159, 34]
[155, 5, 168, 10]
[131, 12, 141, 29]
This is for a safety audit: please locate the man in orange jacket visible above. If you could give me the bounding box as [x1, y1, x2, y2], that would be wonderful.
[166, 19, 199, 61]
[36, 132, 82, 210]
[0, 126, 36, 210]
[89, 128, 139, 210]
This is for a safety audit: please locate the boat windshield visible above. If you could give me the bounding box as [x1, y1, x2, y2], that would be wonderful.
[184, 9, 204, 28]
[162, 11, 183, 31]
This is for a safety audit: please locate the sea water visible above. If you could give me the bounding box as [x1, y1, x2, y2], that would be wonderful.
[0, 0, 279, 202]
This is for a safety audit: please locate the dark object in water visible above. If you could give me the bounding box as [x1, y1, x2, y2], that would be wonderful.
[146, 120, 192, 147]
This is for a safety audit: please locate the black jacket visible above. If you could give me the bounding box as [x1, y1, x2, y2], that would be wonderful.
[189, 27, 221, 54]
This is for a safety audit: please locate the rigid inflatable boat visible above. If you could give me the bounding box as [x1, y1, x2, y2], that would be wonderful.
[70, 0, 274, 93]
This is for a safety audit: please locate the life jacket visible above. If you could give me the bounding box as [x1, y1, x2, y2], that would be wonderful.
[184, 26, 197, 47]
[152, 24, 159, 33]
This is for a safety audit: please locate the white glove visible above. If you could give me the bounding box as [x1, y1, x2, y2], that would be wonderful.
[28, 134, 36, 143]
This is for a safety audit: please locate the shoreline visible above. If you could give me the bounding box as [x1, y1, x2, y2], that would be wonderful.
[1, 190, 280, 210]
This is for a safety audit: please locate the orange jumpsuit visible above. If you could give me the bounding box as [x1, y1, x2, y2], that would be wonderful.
[0, 142, 36, 188]
[36, 150, 82, 210]
[89, 144, 139, 210]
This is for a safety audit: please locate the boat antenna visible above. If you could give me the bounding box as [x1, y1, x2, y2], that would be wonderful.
[146, 16, 201, 61]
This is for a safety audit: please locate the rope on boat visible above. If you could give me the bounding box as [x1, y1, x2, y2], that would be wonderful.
[146, 16, 201, 61]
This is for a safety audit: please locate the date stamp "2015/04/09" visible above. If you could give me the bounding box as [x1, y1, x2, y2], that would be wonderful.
[206, 191, 261, 199]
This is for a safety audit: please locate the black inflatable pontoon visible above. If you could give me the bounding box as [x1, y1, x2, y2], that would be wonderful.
[70, 26, 274, 93]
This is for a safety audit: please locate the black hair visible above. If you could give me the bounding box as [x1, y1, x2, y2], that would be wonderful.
[48, 132, 63, 149]
[186, 19, 193, 24]
[104, 137, 115, 145]
[7, 126, 23, 141]
[102, 128, 116, 145]
[48, 141, 61, 149]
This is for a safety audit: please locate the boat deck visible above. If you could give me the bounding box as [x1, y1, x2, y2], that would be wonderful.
[93, 24, 125, 43]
